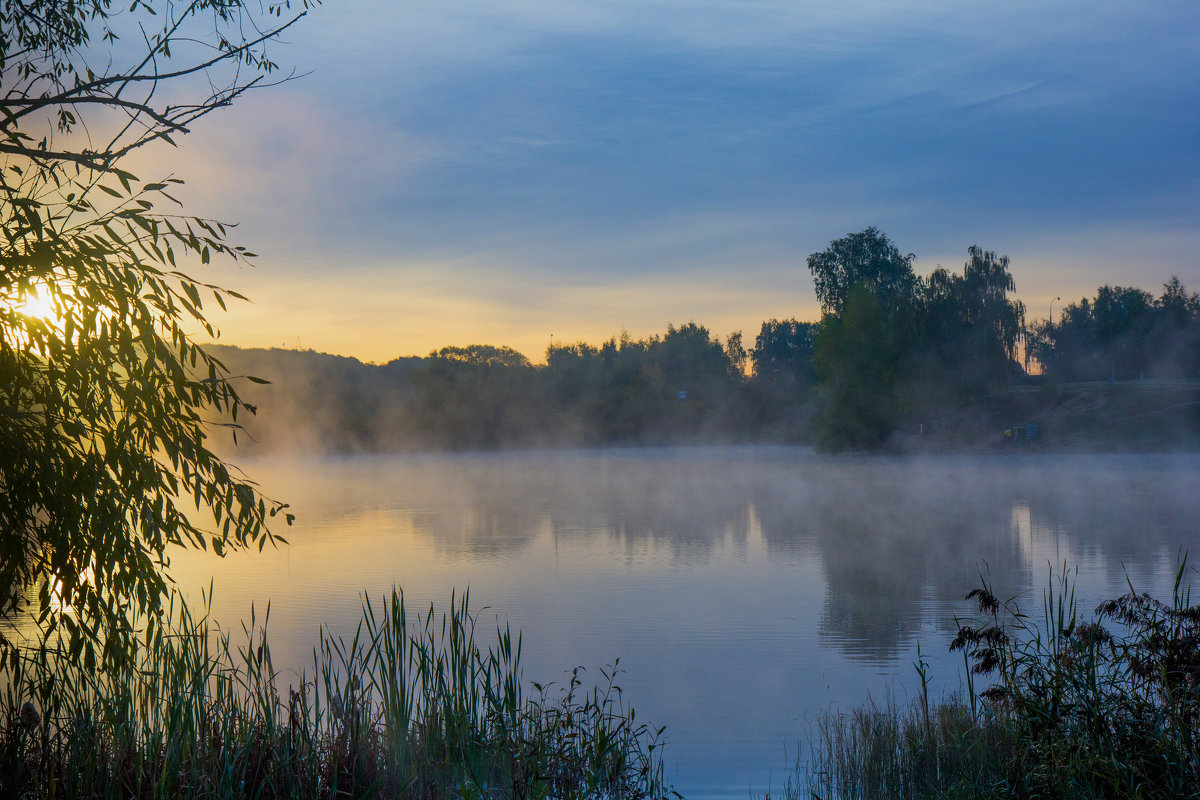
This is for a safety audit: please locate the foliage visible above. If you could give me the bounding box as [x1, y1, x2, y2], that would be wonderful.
[751, 319, 817, 387]
[401, 324, 750, 448]
[409, 345, 541, 449]
[724, 329, 748, 377]
[796, 694, 1008, 800]
[813, 284, 900, 451]
[807, 229, 920, 451]
[201, 266, 1191, 455]
[916, 246, 1026, 404]
[1027, 277, 1200, 382]
[807, 226, 919, 318]
[539, 324, 741, 443]
[746, 319, 818, 438]
[1, 0, 313, 170]
[806, 232, 1028, 451]
[1, 0, 315, 662]
[797, 563, 1200, 800]
[0, 588, 675, 799]
[949, 562, 1200, 797]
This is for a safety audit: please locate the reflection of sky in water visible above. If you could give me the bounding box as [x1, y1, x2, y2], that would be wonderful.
[166, 449, 1200, 799]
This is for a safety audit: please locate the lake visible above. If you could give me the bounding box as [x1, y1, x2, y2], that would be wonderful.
[166, 448, 1200, 799]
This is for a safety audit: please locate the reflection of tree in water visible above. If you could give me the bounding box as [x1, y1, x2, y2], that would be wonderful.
[400, 451, 759, 563]
[750, 455, 1200, 663]
[249, 451, 1200, 663]
[382, 459, 549, 559]
[1015, 457, 1200, 578]
[798, 461, 1027, 663]
[542, 455, 754, 562]
[277, 451, 756, 562]
[409, 505, 547, 560]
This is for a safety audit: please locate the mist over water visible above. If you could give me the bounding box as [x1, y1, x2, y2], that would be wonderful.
[169, 448, 1200, 799]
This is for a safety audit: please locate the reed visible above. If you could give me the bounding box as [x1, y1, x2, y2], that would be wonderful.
[0, 588, 674, 799]
[794, 560, 1200, 800]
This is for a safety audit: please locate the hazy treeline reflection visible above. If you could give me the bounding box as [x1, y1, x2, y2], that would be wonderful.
[243, 451, 1200, 663]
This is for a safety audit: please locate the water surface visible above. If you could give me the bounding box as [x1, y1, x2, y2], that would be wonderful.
[168, 448, 1200, 798]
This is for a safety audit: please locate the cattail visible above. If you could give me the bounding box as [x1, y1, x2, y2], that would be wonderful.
[20, 701, 40, 731]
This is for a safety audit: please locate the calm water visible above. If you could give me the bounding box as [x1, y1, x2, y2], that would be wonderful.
[165, 448, 1200, 799]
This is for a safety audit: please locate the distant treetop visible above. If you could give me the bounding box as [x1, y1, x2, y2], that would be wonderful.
[807, 227, 919, 316]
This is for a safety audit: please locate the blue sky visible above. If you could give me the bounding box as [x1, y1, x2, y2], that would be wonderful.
[160, 0, 1200, 362]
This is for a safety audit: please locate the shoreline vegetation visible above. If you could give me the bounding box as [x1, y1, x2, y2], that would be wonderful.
[5, 566, 1198, 799]
[212, 341, 1200, 456]
[1, 589, 674, 799]
[792, 563, 1200, 800]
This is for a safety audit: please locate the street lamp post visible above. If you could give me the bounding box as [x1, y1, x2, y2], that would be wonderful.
[1038, 297, 1061, 377]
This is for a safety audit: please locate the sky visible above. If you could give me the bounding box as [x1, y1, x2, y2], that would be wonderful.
[140, 0, 1200, 364]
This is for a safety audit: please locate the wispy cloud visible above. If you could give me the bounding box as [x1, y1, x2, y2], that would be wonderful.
[143, 0, 1200, 359]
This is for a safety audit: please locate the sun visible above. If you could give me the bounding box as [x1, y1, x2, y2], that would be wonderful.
[17, 290, 56, 321]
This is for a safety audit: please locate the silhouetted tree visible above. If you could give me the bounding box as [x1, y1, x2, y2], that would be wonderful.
[1, 0, 315, 662]
[1029, 278, 1200, 382]
[749, 319, 818, 437]
[1150, 277, 1200, 378]
[725, 331, 748, 378]
[813, 284, 900, 450]
[542, 325, 746, 443]
[808, 229, 920, 449]
[409, 346, 540, 448]
[752, 319, 818, 388]
[807, 226, 920, 317]
[917, 246, 1025, 401]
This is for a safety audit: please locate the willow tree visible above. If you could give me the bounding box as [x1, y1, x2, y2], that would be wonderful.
[1, 0, 316, 665]
[921, 246, 1025, 399]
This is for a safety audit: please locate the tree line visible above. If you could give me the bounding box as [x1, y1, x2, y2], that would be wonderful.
[217, 228, 1199, 454]
[1026, 277, 1200, 383]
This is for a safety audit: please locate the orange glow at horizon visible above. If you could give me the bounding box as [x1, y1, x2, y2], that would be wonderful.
[198, 264, 822, 365]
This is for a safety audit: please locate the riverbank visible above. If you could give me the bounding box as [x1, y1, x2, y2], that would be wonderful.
[206, 343, 1200, 456]
[897, 381, 1200, 454]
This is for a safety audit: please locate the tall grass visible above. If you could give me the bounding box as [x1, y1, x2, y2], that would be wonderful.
[0, 588, 675, 799]
[795, 561, 1200, 800]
